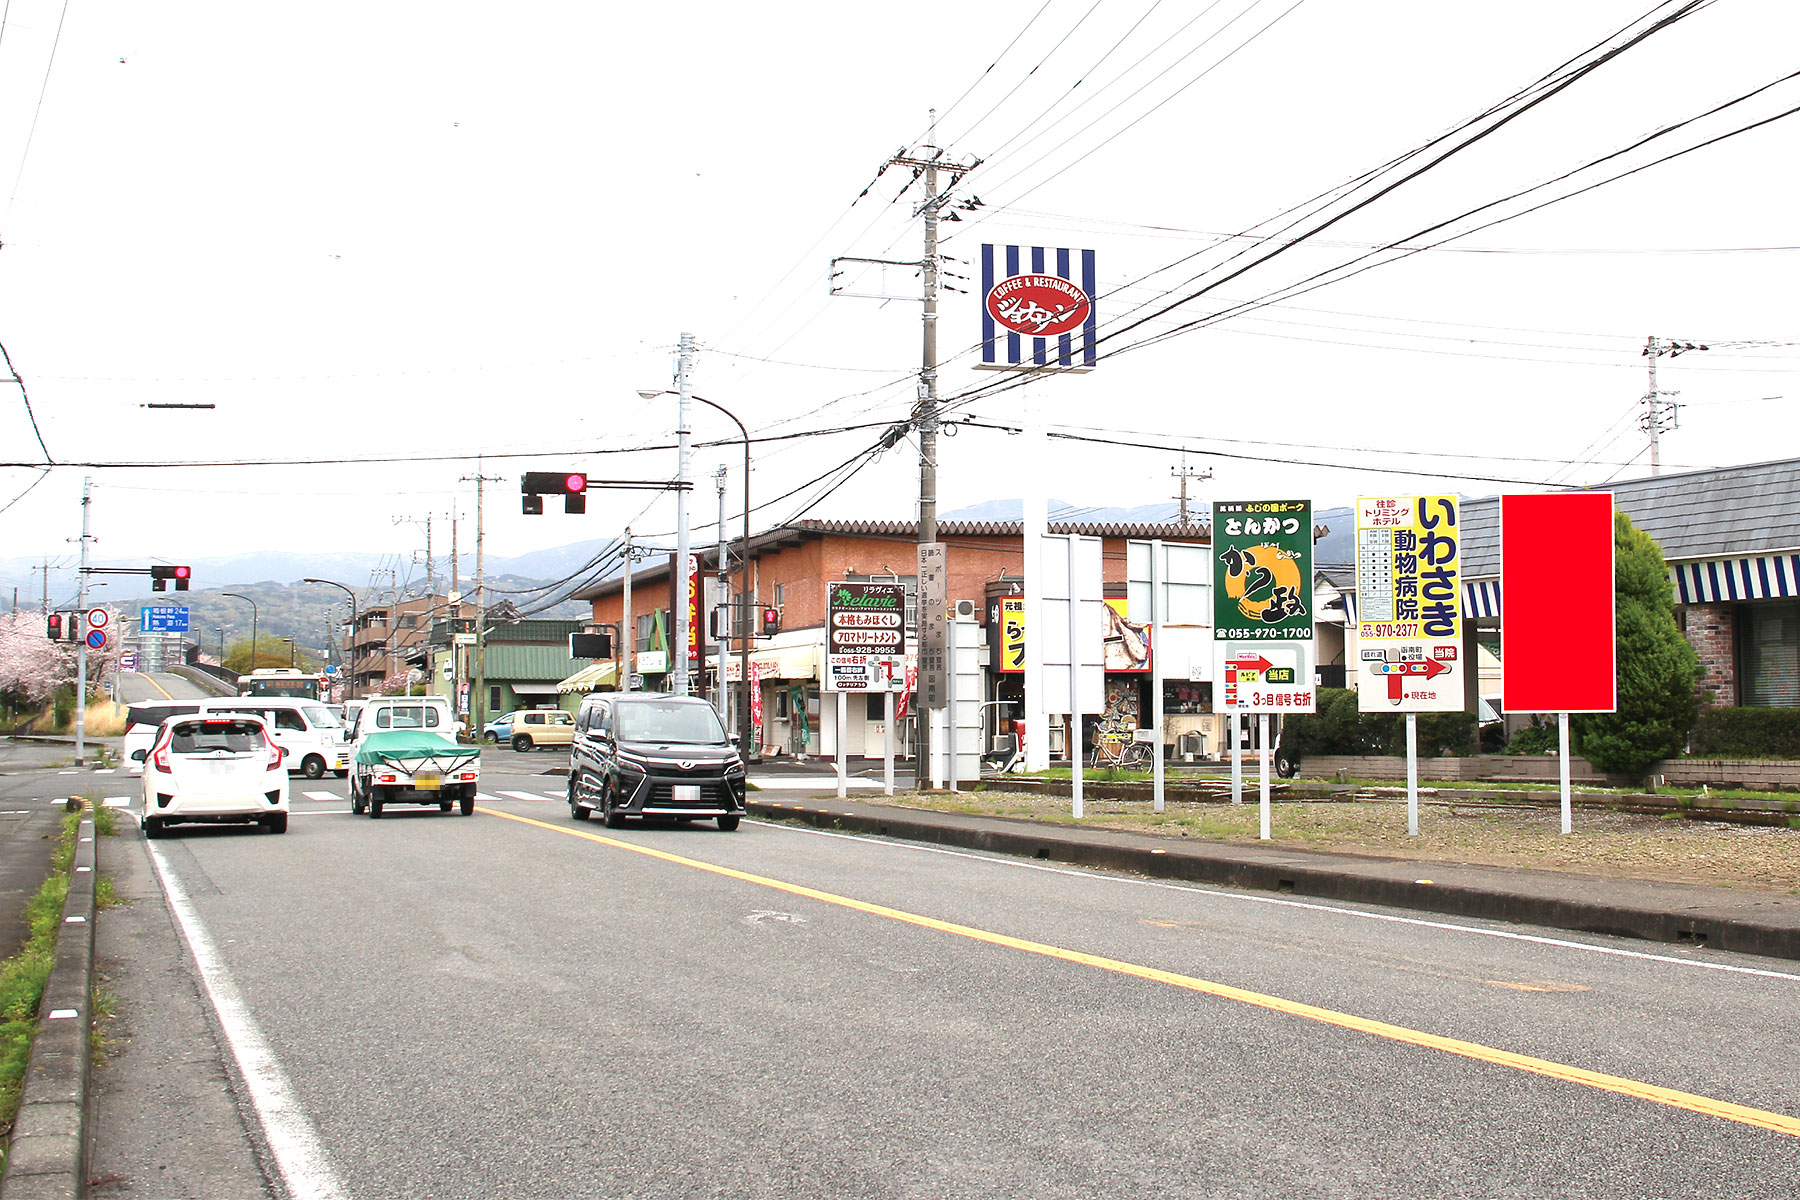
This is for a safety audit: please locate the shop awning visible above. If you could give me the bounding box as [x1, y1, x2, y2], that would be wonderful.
[748, 645, 817, 681]
[556, 661, 618, 693]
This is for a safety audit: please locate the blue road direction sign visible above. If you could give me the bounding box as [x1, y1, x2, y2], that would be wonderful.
[142, 606, 189, 633]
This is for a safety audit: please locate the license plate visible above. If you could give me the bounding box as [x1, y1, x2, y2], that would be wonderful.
[672, 784, 700, 803]
[414, 774, 441, 791]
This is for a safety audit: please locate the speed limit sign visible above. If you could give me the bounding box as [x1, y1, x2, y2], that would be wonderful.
[86, 607, 109, 630]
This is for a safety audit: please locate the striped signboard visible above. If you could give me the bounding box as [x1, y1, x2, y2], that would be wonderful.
[979, 244, 1097, 371]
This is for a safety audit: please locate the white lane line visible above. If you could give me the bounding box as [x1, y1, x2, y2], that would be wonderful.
[144, 826, 350, 1200]
[301, 791, 341, 801]
[94, 769, 115, 775]
[758, 820, 1800, 985]
[498, 790, 554, 802]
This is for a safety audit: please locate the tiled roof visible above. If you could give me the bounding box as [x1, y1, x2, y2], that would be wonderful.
[1461, 457, 1800, 577]
[792, 518, 1211, 539]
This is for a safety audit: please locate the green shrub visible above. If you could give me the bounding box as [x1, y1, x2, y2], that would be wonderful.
[1690, 707, 1800, 759]
[1503, 723, 1560, 755]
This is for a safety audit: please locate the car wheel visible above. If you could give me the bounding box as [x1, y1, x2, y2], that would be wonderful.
[483, 731, 497, 744]
[1275, 754, 1299, 779]
[265, 813, 288, 834]
[601, 779, 625, 829]
[143, 816, 162, 839]
[369, 791, 384, 819]
[717, 815, 741, 832]
[569, 777, 590, 821]
[460, 794, 474, 816]
[512, 734, 532, 752]
[332, 769, 348, 779]
[301, 755, 326, 780]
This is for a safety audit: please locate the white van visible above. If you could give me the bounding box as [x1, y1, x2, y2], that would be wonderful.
[199, 697, 350, 779]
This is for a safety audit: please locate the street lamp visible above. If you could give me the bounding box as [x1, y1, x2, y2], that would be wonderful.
[220, 592, 258, 672]
[215, 626, 227, 665]
[639, 388, 754, 756]
[304, 578, 359, 699]
[281, 636, 297, 668]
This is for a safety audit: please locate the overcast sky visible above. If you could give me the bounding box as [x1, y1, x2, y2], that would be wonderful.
[1, 1, 1795, 591]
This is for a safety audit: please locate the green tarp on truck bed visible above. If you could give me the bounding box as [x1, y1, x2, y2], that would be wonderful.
[354, 729, 477, 769]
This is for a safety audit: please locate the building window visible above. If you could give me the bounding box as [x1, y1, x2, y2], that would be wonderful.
[773, 582, 786, 611]
[635, 612, 656, 653]
[1740, 600, 1799, 707]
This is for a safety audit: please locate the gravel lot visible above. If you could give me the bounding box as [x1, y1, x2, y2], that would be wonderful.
[886, 789, 1800, 895]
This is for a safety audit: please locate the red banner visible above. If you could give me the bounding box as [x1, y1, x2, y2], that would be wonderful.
[1500, 492, 1616, 713]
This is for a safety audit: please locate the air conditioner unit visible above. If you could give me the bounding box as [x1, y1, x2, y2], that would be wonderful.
[953, 599, 976, 619]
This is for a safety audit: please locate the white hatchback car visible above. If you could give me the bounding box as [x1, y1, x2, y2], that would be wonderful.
[135, 712, 291, 837]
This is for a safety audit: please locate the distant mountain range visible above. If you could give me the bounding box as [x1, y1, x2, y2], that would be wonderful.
[2, 503, 1358, 646]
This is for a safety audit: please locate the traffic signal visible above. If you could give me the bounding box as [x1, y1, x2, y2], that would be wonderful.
[760, 606, 780, 637]
[47, 613, 62, 640]
[521, 471, 588, 515]
[151, 565, 191, 592]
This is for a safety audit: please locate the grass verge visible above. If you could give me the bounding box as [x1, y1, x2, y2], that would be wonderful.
[0, 809, 81, 1132]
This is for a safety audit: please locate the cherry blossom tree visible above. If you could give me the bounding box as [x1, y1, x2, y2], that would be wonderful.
[0, 611, 71, 704]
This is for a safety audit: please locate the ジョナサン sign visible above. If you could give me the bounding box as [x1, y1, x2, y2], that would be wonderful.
[979, 244, 1097, 371]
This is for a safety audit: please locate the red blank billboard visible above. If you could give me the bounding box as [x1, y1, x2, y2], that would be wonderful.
[1500, 493, 1617, 713]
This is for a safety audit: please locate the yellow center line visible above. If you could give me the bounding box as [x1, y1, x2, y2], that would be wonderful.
[481, 806, 1800, 1140]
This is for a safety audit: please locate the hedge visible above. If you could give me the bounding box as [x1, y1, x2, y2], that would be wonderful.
[1689, 707, 1800, 759]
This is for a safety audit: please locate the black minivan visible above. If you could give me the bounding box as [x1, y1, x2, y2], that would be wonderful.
[568, 694, 748, 830]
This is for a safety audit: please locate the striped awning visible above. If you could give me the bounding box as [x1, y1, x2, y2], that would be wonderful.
[1674, 555, 1800, 604]
[556, 661, 618, 693]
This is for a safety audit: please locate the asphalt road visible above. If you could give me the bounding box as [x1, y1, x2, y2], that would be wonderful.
[115, 669, 220, 703]
[24, 750, 1800, 1198]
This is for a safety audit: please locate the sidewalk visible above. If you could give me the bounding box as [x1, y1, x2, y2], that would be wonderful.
[744, 788, 1800, 963]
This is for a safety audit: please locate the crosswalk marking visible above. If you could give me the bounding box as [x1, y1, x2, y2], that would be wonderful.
[498, 790, 557, 803]
[749, 775, 881, 791]
[94, 769, 115, 775]
[475, 792, 502, 802]
[302, 791, 340, 801]
[105, 797, 131, 807]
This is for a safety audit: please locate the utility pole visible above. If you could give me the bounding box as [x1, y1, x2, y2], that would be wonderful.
[462, 459, 503, 731]
[674, 332, 694, 697]
[715, 465, 729, 727]
[894, 117, 978, 788]
[73, 478, 92, 766]
[1171, 453, 1213, 526]
[1641, 335, 1708, 475]
[449, 507, 462, 717]
[621, 528, 634, 694]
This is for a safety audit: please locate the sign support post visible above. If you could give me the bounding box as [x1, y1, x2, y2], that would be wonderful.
[1230, 714, 1242, 805]
[883, 691, 895, 796]
[1258, 714, 1271, 839]
[1406, 713, 1419, 836]
[1149, 540, 1165, 814]
[1069, 539, 1084, 820]
[1559, 713, 1573, 835]
[836, 691, 848, 800]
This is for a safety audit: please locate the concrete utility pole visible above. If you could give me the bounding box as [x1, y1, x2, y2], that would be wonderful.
[1641, 334, 1709, 475]
[674, 332, 694, 697]
[715, 466, 729, 726]
[621, 528, 634, 694]
[73, 478, 92, 766]
[1171, 453, 1213, 526]
[888, 117, 978, 788]
[463, 459, 503, 730]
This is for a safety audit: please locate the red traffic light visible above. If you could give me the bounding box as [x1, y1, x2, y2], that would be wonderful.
[760, 607, 780, 636]
[173, 565, 190, 580]
[150, 564, 190, 591]
[47, 614, 62, 640]
[564, 473, 587, 494]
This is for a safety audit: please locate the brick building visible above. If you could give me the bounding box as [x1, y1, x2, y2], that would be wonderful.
[573, 518, 1211, 760]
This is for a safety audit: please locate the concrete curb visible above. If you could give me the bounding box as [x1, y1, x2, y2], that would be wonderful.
[1, 805, 96, 1200]
[746, 798, 1800, 963]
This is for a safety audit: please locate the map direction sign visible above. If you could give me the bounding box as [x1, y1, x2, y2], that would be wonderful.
[826, 581, 906, 693]
[1501, 492, 1617, 713]
[142, 606, 189, 633]
[1355, 495, 1464, 713]
[1213, 500, 1316, 713]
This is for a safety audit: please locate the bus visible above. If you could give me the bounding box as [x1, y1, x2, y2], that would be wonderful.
[238, 668, 331, 701]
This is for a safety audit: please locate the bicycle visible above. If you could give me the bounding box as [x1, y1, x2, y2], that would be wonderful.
[1091, 736, 1152, 771]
